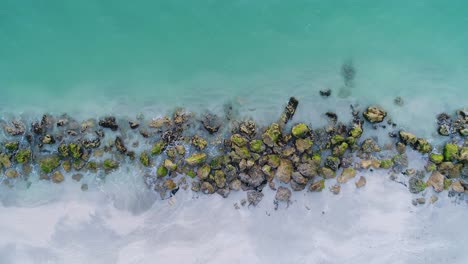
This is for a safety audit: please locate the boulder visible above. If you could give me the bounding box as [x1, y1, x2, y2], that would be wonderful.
[363, 106, 387, 123]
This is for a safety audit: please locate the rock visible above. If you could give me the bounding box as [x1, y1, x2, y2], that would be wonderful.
[320, 167, 336, 179]
[297, 163, 317, 178]
[460, 147, 468, 162]
[41, 134, 55, 145]
[164, 159, 177, 171]
[396, 142, 406, 154]
[115, 137, 127, 154]
[443, 143, 459, 161]
[140, 152, 150, 167]
[103, 159, 119, 172]
[430, 153, 444, 164]
[175, 145, 186, 156]
[201, 113, 222, 134]
[279, 97, 299, 126]
[217, 188, 230, 198]
[277, 159, 293, 183]
[191, 181, 201, 192]
[81, 184, 88, 191]
[330, 184, 341, 194]
[249, 140, 265, 153]
[239, 120, 256, 138]
[52, 171, 64, 183]
[291, 123, 310, 138]
[282, 147, 295, 157]
[129, 121, 139, 129]
[15, 148, 31, 164]
[349, 123, 363, 138]
[164, 179, 177, 190]
[355, 176, 366, 188]
[185, 153, 207, 166]
[151, 141, 166, 155]
[39, 155, 60, 173]
[408, 176, 426, 194]
[319, 89, 331, 97]
[412, 198, 426, 206]
[98, 117, 118, 131]
[4, 121, 25, 135]
[438, 124, 450, 136]
[201, 182, 215, 194]
[292, 172, 307, 185]
[399, 131, 417, 145]
[229, 179, 242, 191]
[5, 169, 19, 178]
[0, 153, 11, 168]
[415, 138, 432, 154]
[427, 171, 445, 192]
[192, 135, 208, 150]
[337, 167, 356, 183]
[247, 191, 264, 206]
[451, 181, 464, 193]
[62, 160, 71, 172]
[290, 179, 306, 191]
[394, 96, 404, 106]
[361, 138, 381, 153]
[363, 106, 387, 123]
[72, 174, 83, 182]
[262, 123, 281, 147]
[82, 138, 101, 149]
[429, 195, 438, 204]
[309, 179, 325, 192]
[325, 156, 340, 171]
[148, 117, 171, 128]
[275, 186, 292, 202]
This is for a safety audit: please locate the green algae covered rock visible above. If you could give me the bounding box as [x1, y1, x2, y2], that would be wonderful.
[408, 176, 427, 194]
[430, 153, 444, 164]
[291, 123, 310, 138]
[349, 124, 363, 138]
[380, 159, 394, 169]
[185, 153, 207, 166]
[213, 170, 226, 188]
[15, 148, 31, 163]
[103, 159, 119, 171]
[415, 138, 432, 154]
[197, 163, 211, 180]
[58, 143, 69, 158]
[151, 141, 166, 155]
[332, 142, 348, 157]
[330, 135, 345, 145]
[320, 167, 336, 179]
[69, 143, 83, 159]
[231, 134, 248, 147]
[262, 123, 281, 147]
[4, 141, 19, 151]
[39, 155, 60, 173]
[295, 138, 313, 153]
[157, 165, 168, 177]
[164, 159, 177, 171]
[267, 154, 281, 168]
[249, 139, 265, 153]
[140, 152, 150, 167]
[192, 135, 208, 150]
[444, 143, 459, 161]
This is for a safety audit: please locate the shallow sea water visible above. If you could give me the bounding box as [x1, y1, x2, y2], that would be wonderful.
[0, 1, 468, 264]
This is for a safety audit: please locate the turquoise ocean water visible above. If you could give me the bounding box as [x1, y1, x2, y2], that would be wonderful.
[1, 2, 468, 263]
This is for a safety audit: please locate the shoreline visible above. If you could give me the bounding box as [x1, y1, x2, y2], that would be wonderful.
[0, 97, 467, 207]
